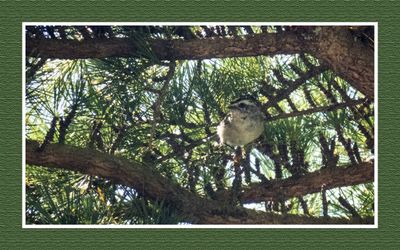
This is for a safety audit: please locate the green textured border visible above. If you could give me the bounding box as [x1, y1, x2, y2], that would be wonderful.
[1, 1, 398, 249]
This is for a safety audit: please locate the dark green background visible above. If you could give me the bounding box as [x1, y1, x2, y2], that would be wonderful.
[1, 1, 398, 249]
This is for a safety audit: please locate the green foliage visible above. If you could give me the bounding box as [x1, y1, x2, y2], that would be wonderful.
[26, 166, 181, 224]
[26, 166, 113, 224]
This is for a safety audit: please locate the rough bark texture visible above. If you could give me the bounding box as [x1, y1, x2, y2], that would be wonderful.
[307, 27, 374, 100]
[202, 209, 373, 224]
[26, 140, 205, 218]
[238, 161, 374, 204]
[26, 32, 303, 60]
[26, 140, 373, 224]
[26, 26, 374, 99]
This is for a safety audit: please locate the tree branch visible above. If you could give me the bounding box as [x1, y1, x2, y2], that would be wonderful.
[238, 161, 374, 204]
[267, 98, 367, 122]
[201, 209, 373, 224]
[26, 26, 374, 99]
[26, 140, 373, 224]
[264, 64, 328, 110]
[26, 32, 303, 61]
[308, 27, 374, 100]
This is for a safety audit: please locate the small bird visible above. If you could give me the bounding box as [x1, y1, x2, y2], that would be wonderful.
[217, 97, 265, 146]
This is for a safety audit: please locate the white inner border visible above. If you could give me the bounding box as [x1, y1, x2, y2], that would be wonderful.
[22, 22, 378, 229]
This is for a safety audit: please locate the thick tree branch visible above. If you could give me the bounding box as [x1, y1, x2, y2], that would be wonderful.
[26, 140, 373, 224]
[238, 161, 374, 204]
[26, 140, 200, 213]
[308, 27, 374, 100]
[26, 32, 303, 61]
[26, 26, 374, 99]
[201, 209, 373, 224]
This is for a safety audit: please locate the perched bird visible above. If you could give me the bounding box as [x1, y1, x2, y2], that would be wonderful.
[217, 97, 265, 146]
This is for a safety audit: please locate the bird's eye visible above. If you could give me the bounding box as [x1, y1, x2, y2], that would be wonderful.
[238, 103, 246, 108]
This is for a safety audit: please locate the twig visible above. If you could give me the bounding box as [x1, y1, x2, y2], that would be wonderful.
[37, 116, 58, 152]
[322, 185, 329, 218]
[267, 98, 367, 122]
[264, 64, 328, 109]
[148, 61, 176, 150]
[338, 196, 361, 218]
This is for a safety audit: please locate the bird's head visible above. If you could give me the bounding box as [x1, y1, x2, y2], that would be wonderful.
[228, 97, 261, 115]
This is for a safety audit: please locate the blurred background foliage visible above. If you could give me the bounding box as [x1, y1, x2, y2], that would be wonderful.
[25, 25, 374, 224]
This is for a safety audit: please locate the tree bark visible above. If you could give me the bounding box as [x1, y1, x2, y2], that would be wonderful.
[26, 26, 374, 99]
[26, 32, 303, 60]
[26, 140, 374, 224]
[237, 162, 374, 204]
[306, 27, 374, 100]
